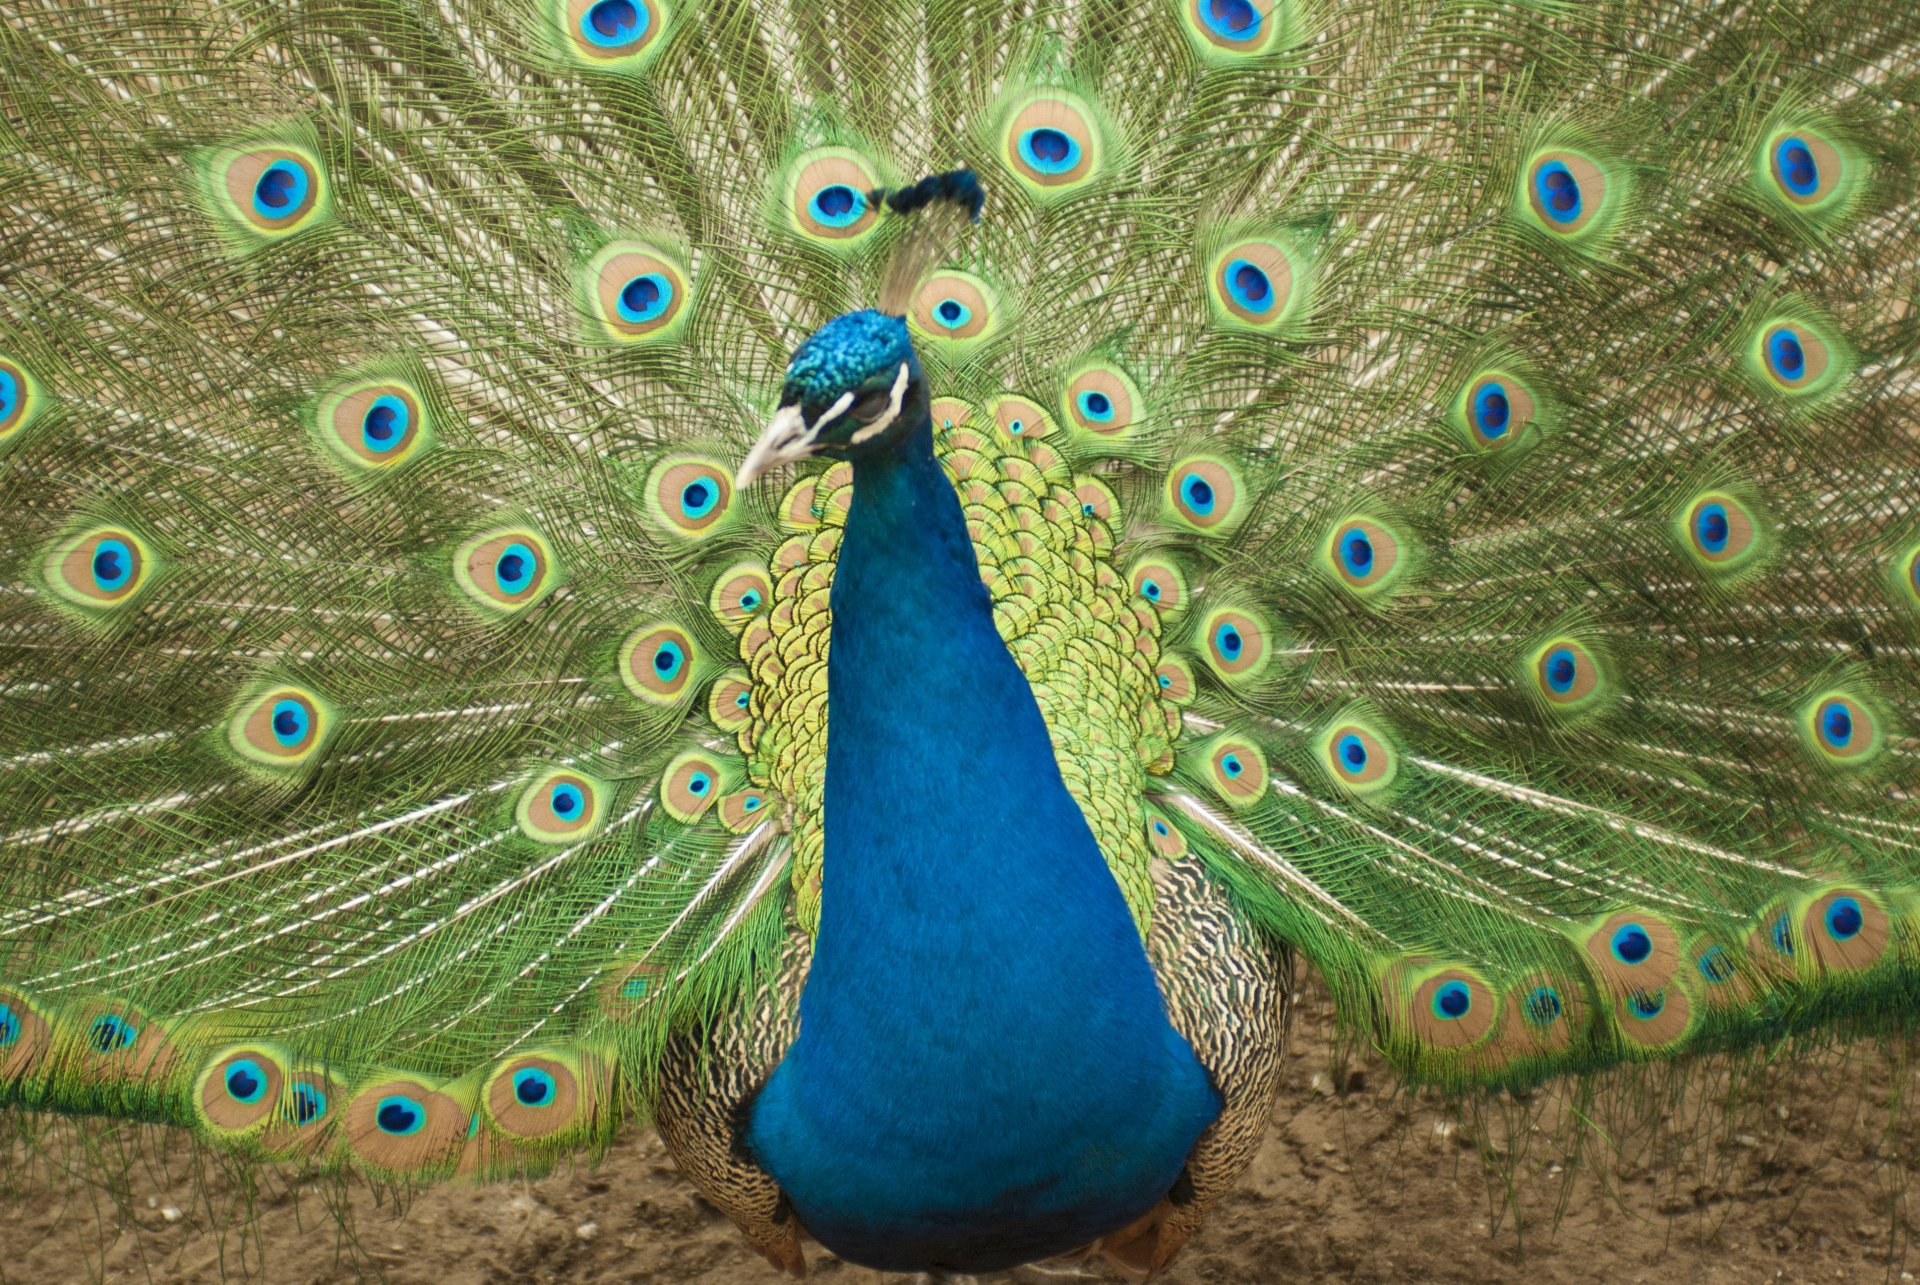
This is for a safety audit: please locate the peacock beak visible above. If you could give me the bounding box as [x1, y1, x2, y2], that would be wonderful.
[736, 403, 819, 490]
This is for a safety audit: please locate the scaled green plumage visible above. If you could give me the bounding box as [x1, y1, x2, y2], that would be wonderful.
[0, 0, 1918, 1261]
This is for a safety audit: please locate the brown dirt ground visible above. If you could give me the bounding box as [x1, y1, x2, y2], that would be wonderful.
[3, 974, 1917, 1285]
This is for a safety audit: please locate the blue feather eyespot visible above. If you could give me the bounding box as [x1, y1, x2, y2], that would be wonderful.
[1202, 607, 1272, 682]
[1695, 945, 1737, 985]
[317, 378, 432, 470]
[1202, 735, 1267, 808]
[518, 770, 604, 842]
[1521, 148, 1612, 240]
[1748, 315, 1840, 397]
[587, 243, 690, 342]
[562, 0, 663, 63]
[1062, 362, 1142, 436]
[1800, 689, 1887, 767]
[1584, 911, 1682, 1000]
[707, 670, 754, 729]
[512, 1068, 557, 1107]
[1129, 559, 1187, 612]
[1208, 238, 1303, 331]
[291, 1081, 329, 1125]
[1454, 370, 1541, 452]
[1525, 635, 1608, 716]
[1610, 922, 1652, 965]
[908, 271, 998, 347]
[622, 623, 698, 704]
[1000, 91, 1100, 195]
[0, 357, 40, 441]
[600, 963, 667, 1019]
[1145, 809, 1189, 858]
[1406, 970, 1496, 1048]
[1626, 989, 1664, 1020]
[229, 685, 332, 767]
[1762, 129, 1848, 211]
[1800, 888, 1891, 973]
[662, 751, 732, 823]
[719, 787, 779, 833]
[645, 455, 734, 540]
[709, 562, 774, 630]
[1769, 912, 1795, 955]
[1320, 720, 1396, 796]
[225, 1059, 268, 1104]
[1522, 986, 1563, 1026]
[1323, 515, 1410, 598]
[456, 528, 558, 611]
[1472, 382, 1510, 438]
[46, 526, 156, 610]
[989, 394, 1056, 442]
[216, 146, 327, 236]
[0, 1003, 17, 1048]
[89, 1014, 138, 1054]
[1155, 657, 1196, 705]
[1165, 456, 1242, 533]
[1676, 491, 1765, 574]
[1075, 478, 1120, 525]
[1180, 0, 1292, 57]
[375, 1094, 426, 1136]
[784, 148, 882, 245]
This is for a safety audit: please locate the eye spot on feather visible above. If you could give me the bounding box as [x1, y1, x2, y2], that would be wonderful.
[1525, 636, 1609, 717]
[644, 456, 734, 540]
[196, 1047, 288, 1136]
[0, 358, 40, 440]
[220, 147, 326, 235]
[1208, 239, 1302, 331]
[1184, 0, 1281, 53]
[456, 529, 558, 612]
[599, 962, 666, 1019]
[1063, 363, 1141, 436]
[1202, 607, 1271, 681]
[1145, 810, 1188, 858]
[1801, 888, 1891, 973]
[909, 271, 998, 347]
[588, 244, 689, 342]
[1129, 558, 1186, 612]
[1800, 690, 1886, 767]
[990, 395, 1055, 441]
[89, 1014, 138, 1054]
[661, 751, 730, 822]
[1583, 911, 1681, 1000]
[1202, 735, 1267, 807]
[0, 990, 49, 1084]
[718, 788, 777, 833]
[1319, 719, 1397, 796]
[46, 527, 155, 610]
[1155, 656, 1196, 705]
[320, 381, 429, 469]
[1676, 491, 1764, 574]
[1324, 516, 1409, 598]
[1764, 129, 1846, 210]
[229, 685, 332, 768]
[1522, 986, 1563, 1026]
[518, 770, 604, 843]
[1405, 969, 1497, 1049]
[1165, 457, 1241, 532]
[786, 150, 881, 244]
[1001, 92, 1100, 194]
[620, 623, 697, 705]
[291, 1080, 329, 1125]
[563, 0, 664, 63]
[707, 671, 754, 729]
[1075, 478, 1119, 524]
[709, 562, 773, 630]
[1455, 371, 1539, 452]
[1522, 149, 1610, 239]
[1749, 316, 1839, 398]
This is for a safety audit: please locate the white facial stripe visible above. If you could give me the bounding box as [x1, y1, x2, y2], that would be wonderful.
[815, 390, 855, 431]
[850, 362, 912, 445]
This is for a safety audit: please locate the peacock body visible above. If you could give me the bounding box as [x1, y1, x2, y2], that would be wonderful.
[1, 0, 1918, 1275]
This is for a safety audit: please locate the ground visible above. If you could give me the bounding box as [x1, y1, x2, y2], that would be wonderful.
[2, 976, 1916, 1284]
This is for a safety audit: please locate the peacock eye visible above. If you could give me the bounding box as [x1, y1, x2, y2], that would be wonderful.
[848, 387, 895, 422]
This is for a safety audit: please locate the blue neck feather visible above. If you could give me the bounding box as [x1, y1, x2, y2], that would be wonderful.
[747, 415, 1219, 1273]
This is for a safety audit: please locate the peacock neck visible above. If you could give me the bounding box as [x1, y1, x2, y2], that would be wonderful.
[745, 412, 1221, 1272]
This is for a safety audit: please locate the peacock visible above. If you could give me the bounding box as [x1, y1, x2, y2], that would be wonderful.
[1, 0, 1917, 1276]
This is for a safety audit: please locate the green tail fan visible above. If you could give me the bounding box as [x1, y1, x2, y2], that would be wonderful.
[2, 0, 1918, 1273]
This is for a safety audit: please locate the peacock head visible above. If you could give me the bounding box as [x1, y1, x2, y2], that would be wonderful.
[735, 309, 928, 488]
